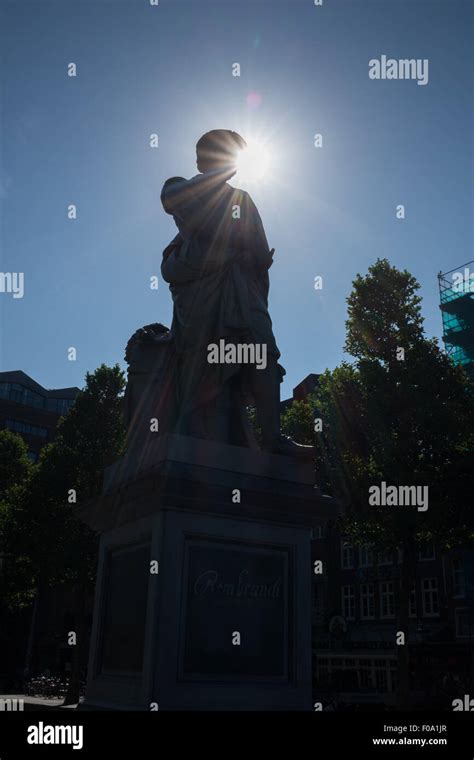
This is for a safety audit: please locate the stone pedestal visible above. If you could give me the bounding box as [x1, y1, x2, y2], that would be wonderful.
[79, 434, 340, 711]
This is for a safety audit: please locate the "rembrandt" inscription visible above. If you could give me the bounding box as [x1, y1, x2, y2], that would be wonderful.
[193, 569, 281, 599]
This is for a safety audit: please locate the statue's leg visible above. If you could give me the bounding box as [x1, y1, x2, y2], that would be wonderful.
[203, 381, 233, 443]
[175, 351, 211, 438]
[226, 371, 260, 449]
[246, 353, 281, 450]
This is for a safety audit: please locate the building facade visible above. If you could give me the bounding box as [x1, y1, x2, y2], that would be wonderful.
[310, 526, 474, 708]
[0, 370, 79, 460]
[288, 362, 474, 708]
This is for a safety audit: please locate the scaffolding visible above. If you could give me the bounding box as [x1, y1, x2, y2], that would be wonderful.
[438, 261, 474, 381]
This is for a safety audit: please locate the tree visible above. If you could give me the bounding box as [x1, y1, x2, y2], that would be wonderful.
[332, 260, 473, 706]
[3, 364, 126, 704]
[0, 429, 33, 586]
[0, 429, 33, 503]
[283, 259, 474, 707]
[0, 430, 34, 683]
[342, 262, 473, 705]
[281, 399, 314, 445]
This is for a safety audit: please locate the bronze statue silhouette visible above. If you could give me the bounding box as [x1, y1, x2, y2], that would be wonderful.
[127, 130, 311, 456]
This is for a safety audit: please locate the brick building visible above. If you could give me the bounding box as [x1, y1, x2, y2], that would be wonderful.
[311, 529, 474, 707]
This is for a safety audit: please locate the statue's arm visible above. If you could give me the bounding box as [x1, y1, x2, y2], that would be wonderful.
[161, 169, 234, 228]
[161, 233, 224, 285]
[162, 233, 182, 262]
[161, 238, 197, 285]
[238, 193, 274, 270]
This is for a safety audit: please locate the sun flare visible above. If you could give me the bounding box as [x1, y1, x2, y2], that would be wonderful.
[234, 138, 273, 185]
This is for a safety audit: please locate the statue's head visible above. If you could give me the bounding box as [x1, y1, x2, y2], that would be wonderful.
[196, 129, 246, 174]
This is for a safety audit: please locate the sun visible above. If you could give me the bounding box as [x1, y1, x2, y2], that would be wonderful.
[234, 138, 273, 185]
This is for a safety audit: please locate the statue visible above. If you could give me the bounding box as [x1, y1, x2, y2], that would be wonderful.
[124, 130, 312, 456]
[157, 129, 312, 456]
[123, 322, 176, 446]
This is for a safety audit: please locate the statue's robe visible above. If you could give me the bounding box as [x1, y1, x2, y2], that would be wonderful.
[161, 170, 279, 439]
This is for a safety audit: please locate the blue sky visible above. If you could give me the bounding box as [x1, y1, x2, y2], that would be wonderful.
[0, 0, 472, 397]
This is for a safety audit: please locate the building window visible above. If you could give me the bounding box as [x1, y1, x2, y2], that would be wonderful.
[24, 390, 45, 409]
[315, 657, 330, 686]
[316, 656, 397, 695]
[359, 544, 373, 567]
[422, 578, 439, 617]
[46, 397, 74, 414]
[359, 658, 374, 689]
[342, 585, 355, 619]
[380, 581, 395, 618]
[409, 582, 417, 617]
[7, 383, 24, 404]
[418, 543, 435, 561]
[375, 664, 388, 693]
[5, 419, 48, 438]
[378, 550, 393, 566]
[452, 559, 465, 598]
[360, 583, 375, 619]
[341, 540, 354, 569]
[455, 608, 473, 639]
[0, 383, 74, 413]
[0, 383, 45, 409]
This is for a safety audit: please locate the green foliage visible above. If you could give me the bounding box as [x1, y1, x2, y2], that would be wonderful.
[345, 258, 424, 363]
[280, 259, 473, 551]
[315, 259, 474, 550]
[2, 364, 126, 606]
[0, 431, 35, 606]
[0, 429, 33, 502]
[281, 400, 314, 445]
[336, 258, 474, 706]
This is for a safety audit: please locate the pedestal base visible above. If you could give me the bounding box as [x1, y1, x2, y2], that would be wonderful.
[80, 435, 341, 710]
